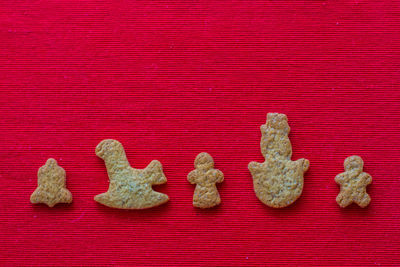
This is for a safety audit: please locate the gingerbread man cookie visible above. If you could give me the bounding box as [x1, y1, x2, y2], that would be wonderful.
[188, 152, 224, 208]
[248, 113, 309, 208]
[30, 158, 73, 207]
[335, 155, 372, 208]
[94, 139, 169, 209]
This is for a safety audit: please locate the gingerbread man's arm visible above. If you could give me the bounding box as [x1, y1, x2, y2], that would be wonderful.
[211, 169, 224, 183]
[187, 170, 198, 184]
[334, 173, 345, 184]
[361, 173, 372, 185]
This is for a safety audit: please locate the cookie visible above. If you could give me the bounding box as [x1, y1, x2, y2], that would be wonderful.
[248, 113, 309, 208]
[94, 139, 169, 209]
[335, 155, 372, 208]
[188, 152, 224, 208]
[30, 158, 73, 207]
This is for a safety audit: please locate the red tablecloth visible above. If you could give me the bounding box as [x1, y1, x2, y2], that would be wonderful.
[1, 1, 399, 266]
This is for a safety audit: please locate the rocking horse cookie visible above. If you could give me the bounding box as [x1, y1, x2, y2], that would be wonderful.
[30, 158, 73, 207]
[188, 152, 224, 208]
[335, 155, 372, 208]
[94, 139, 169, 209]
[248, 113, 309, 208]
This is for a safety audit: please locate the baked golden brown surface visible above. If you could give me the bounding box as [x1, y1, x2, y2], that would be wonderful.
[335, 155, 372, 208]
[94, 139, 169, 209]
[188, 152, 224, 208]
[248, 113, 309, 208]
[30, 158, 72, 207]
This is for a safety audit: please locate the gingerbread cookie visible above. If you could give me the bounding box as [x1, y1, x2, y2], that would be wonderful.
[248, 113, 309, 208]
[335, 155, 372, 208]
[30, 158, 73, 207]
[188, 152, 224, 208]
[94, 139, 169, 209]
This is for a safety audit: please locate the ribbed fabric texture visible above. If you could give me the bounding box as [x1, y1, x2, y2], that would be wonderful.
[0, 1, 399, 265]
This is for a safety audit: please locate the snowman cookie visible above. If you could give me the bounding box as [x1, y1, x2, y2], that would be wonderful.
[248, 113, 309, 208]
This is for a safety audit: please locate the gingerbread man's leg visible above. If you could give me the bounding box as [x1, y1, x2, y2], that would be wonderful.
[355, 193, 371, 208]
[336, 192, 353, 208]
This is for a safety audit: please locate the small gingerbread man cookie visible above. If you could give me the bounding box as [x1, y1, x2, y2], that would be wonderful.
[30, 158, 73, 207]
[335, 155, 372, 208]
[188, 152, 224, 208]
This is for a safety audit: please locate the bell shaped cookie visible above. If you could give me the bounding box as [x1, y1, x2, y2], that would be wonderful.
[30, 158, 73, 207]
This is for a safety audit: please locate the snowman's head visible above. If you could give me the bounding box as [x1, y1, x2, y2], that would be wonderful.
[194, 152, 214, 171]
[344, 155, 363, 172]
[266, 113, 290, 135]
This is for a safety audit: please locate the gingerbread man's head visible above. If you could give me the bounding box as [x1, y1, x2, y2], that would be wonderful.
[344, 155, 364, 173]
[194, 152, 214, 171]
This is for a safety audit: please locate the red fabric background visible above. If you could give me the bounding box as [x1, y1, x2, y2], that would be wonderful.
[1, 1, 399, 266]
